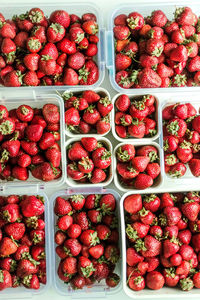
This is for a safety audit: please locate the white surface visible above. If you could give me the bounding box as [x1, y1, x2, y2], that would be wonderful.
[1, 0, 199, 299]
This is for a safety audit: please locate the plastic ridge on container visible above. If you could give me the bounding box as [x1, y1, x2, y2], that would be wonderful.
[50, 188, 122, 297]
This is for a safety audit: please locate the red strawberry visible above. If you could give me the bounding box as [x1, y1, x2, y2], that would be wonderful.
[0, 270, 12, 291]
[115, 94, 131, 112]
[131, 156, 150, 172]
[137, 235, 161, 257]
[42, 103, 59, 124]
[138, 68, 162, 88]
[146, 162, 161, 179]
[163, 237, 180, 258]
[0, 237, 18, 257]
[78, 60, 99, 85]
[96, 117, 110, 134]
[38, 132, 55, 150]
[92, 147, 111, 169]
[83, 105, 100, 124]
[16, 259, 38, 278]
[78, 256, 95, 278]
[143, 194, 160, 212]
[81, 137, 97, 152]
[68, 142, 88, 161]
[128, 121, 145, 138]
[78, 157, 94, 173]
[126, 222, 149, 241]
[127, 12, 144, 30]
[97, 97, 113, 117]
[134, 174, 153, 190]
[181, 197, 199, 221]
[115, 53, 131, 71]
[57, 215, 73, 231]
[192, 116, 200, 133]
[4, 223, 25, 240]
[124, 194, 142, 214]
[166, 118, 187, 137]
[68, 52, 85, 70]
[25, 124, 43, 142]
[45, 147, 61, 167]
[69, 194, 85, 211]
[47, 23, 65, 43]
[117, 162, 139, 179]
[106, 273, 120, 288]
[175, 7, 197, 26]
[20, 195, 44, 217]
[146, 39, 164, 57]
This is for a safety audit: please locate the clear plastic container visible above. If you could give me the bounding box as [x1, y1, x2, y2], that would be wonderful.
[66, 136, 113, 187]
[160, 91, 200, 188]
[106, 0, 200, 94]
[50, 187, 122, 298]
[0, 89, 66, 187]
[120, 189, 200, 299]
[112, 93, 160, 143]
[113, 141, 164, 192]
[62, 87, 112, 137]
[0, 185, 51, 299]
[0, 2, 105, 90]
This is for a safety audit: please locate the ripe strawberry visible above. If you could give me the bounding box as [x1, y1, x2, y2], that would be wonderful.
[78, 157, 94, 174]
[78, 256, 95, 278]
[134, 174, 153, 189]
[128, 121, 145, 139]
[128, 275, 145, 291]
[106, 273, 120, 288]
[138, 68, 162, 88]
[68, 142, 88, 161]
[117, 162, 139, 179]
[4, 223, 25, 240]
[113, 25, 130, 40]
[20, 195, 44, 217]
[78, 60, 99, 85]
[146, 162, 161, 179]
[181, 197, 199, 221]
[117, 144, 135, 162]
[68, 52, 85, 70]
[0, 237, 18, 257]
[81, 137, 97, 152]
[175, 7, 197, 26]
[0, 270, 12, 290]
[127, 12, 144, 30]
[97, 97, 113, 117]
[192, 116, 200, 133]
[115, 53, 132, 71]
[115, 94, 131, 112]
[131, 156, 150, 172]
[38, 132, 55, 150]
[124, 194, 142, 214]
[92, 147, 111, 169]
[166, 118, 187, 137]
[143, 194, 160, 212]
[96, 117, 110, 134]
[57, 215, 73, 231]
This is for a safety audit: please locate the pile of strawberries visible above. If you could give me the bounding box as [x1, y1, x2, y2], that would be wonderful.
[124, 191, 200, 291]
[0, 194, 46, 291]
[67, 137, 112, 184]
[114, 7, 200, 89]
[0, 8, 99, 86]
[114, 94, 157, 139]
[54, 193, 120, 289]
[0, 103, 62, 182]
[116, 144, 161, 190]
[163, 102, 200, 178]
[62, 90, 112, 135]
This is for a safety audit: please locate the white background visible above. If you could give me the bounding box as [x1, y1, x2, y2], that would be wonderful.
[0, 0, 195, 300]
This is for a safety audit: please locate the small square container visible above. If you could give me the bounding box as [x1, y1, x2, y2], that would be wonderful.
[50, 187, 122, 298]
[0, 185, 51, 298]
[113, 141, 164, 192]
[66, 136, 113, 187]
[0, 89, 66, 187]
[106, 0, 200, 94]
[0, 2, 105, 90]
[159, 91, 200, 188]
[120, 189, 200, 299]
[62, 87, 112, 137]
[112, 93, 160, 143]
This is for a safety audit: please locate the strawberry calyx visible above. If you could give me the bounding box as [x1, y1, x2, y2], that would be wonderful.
[100, 203, 112, 216]
[0, 270, 4, 283]
[75, 32, 85, 43]
[134, 238, 147, 252]
[159, 213, 167, 226]
[163, 140, 169, 151]
[68, 125, 78, 132]
[120, 116, 130, 126]
[2, 209, 11, 222]
[22, 274, 32, 287]
[186, 116, 195, 123]
[173, 74, 187, 87]
[78, 157, 92, 170]
[63, 272, 73, 279]
[126, 224, 138, 240]
[101, 150, 111, 161]
[0, 109, 7, 119]
[32, 232, 42, 245]
[183, 196, 195, 203]
[89, 231, 100, 246]
[152, 46, 164, 57]
[10, 259, 17, 272]
[71, 194, 85, 203]
[41, 54, 53, 61]
[119, 75, 131, 87]
[94, 194, 101, 207]
[107, 247, 120, 264]
[165, 154, 177, 166]
[134, 275, 143, 286]
[29, 10, 43, 24]
[127, 165, 137, 173]
[60, 91, 73, 101]
[13, 276, 20, 287]
[127, 16, 139, 30]
[99, 96, 111, 107]
[149, 151, 158, 162]
[26, 216, 38, 229]
[28, 38, 41, 50]
[50, 163, 59, 176]
[63, 246, 72, 257]
[130, 70, 139, 83]
[169, 169, 183, 178]
[12, 12, 28, 21]
[133, 100, 146, 111]
[81, 263, 96, 278]
[78, 65, 90, 82]
[5, 51, 16, 63]
[179, 140, 192, 149]
[50, 23, 65, 34]
[0, 120, 14, 135]
[117, 147, 130, 162]
[139, 207, 149, 217]
[143, 194, 157, 203]
[166, 120, 180, 136]
[165, 267, 176, 278]
[170, 236, 180, 245]
[174, 7, 185, 19]
[0, 21, 6, 28]
[0, 149, 10, 163]
[180, 277, 194, 291]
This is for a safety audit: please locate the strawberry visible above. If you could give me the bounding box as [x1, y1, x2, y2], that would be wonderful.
[20, 195, 44, 217]
[146, 39, 164, 57]
[38, 132, 55, 150]
[47, 23, 65, 43]
[45, 147, 61, 168]
[62, 257, 77, 275]
[115, 94, 131, 112]
[192, 116, 200, 133]
[28, 8, 44, 24]
[97, 97, 113, 117]
[175, 7, 197, 26]
[68, 142, 88, 161]
[78, 157, 94, 173]
[0, 237, 18, 257]
[128, 275, 145, 291]
[115, 53, 131, 71]
[78, 256, 95, 278]
[187, 56, 200, 72]
[78, 60, 99, 85]
[57, 38, 76, 55]
[67, 163, 84, 181]
[16, 259, 38, 278]
[138, 68, 162, 88]
[117, 162, 139, 179]
[163, 136, 179, 152]
[143, 194, 160, 212]
[57, 215, 73, 231]
[49, 10, 70, 28]
[69, 194, 85, 211]
[126, 222, 149, 241]
[3, 71, 23, 87]
[136, 235, 161, 257]
[71, 275, 85, 289]
[24, 53, 40, 71]
[68, 52, 85, 70]
[131, 156, 150, 172]
[127, 12, 144, 30]
[116, 144, 135, 162]
[193, 272, 200, 288]
[0, 270, 12, 290]
[188, 159, 200, 177]
[4, 223, 25, 240]
[128, 121, 145, 139]
[176, 141, 193, 163]
[81, 137, 97, 152]
[96, 117, 110, 134]
[99, 194, 116, 213]
[83, 105, 100, 124]
[106, 273, 120, 288]
[181, 197, 199, 221]
[134, 174, 153, 189]
[163, 237, 180, 258]
[92, 147, 111, 169]
[124, 194, 142, 214]
[166, 118, 187, 137]
[165, 154, 178, 166]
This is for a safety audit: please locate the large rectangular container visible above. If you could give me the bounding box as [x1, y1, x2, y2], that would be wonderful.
[0, 2, 105, 90]
[106, 0, 200, 94]
[0, 186, 51, 299]
[0, 89, 66, 187]
[50, 187, 122, 298]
